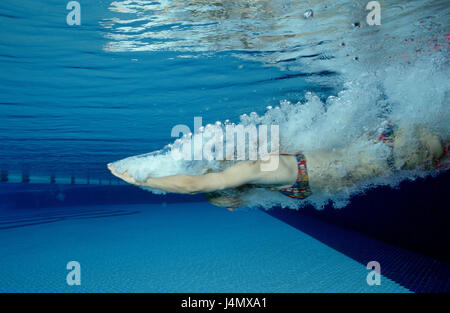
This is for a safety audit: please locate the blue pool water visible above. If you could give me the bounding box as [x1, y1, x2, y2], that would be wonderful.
[0, 202, 411, 292]
[1, 0, 449, 292]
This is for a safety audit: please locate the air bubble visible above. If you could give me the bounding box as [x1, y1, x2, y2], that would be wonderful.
[303, 9, 314, 19]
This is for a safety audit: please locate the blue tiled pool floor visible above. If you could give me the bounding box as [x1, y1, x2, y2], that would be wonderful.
[0, 202, 409, 292]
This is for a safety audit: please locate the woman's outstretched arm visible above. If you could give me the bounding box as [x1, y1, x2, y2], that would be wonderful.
[107, 161, 262, 194]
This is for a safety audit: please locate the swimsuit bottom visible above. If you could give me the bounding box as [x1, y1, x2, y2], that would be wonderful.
[279, 152, 312, 200]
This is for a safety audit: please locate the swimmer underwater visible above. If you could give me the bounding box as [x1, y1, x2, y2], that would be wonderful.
[108, 124, 449, 210]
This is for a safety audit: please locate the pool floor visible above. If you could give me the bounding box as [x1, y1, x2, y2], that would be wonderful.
[0, 202, 408, 292]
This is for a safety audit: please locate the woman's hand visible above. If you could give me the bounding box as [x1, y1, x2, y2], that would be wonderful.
[107, 163, 138, 185]
[203, 192, 242, 210]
